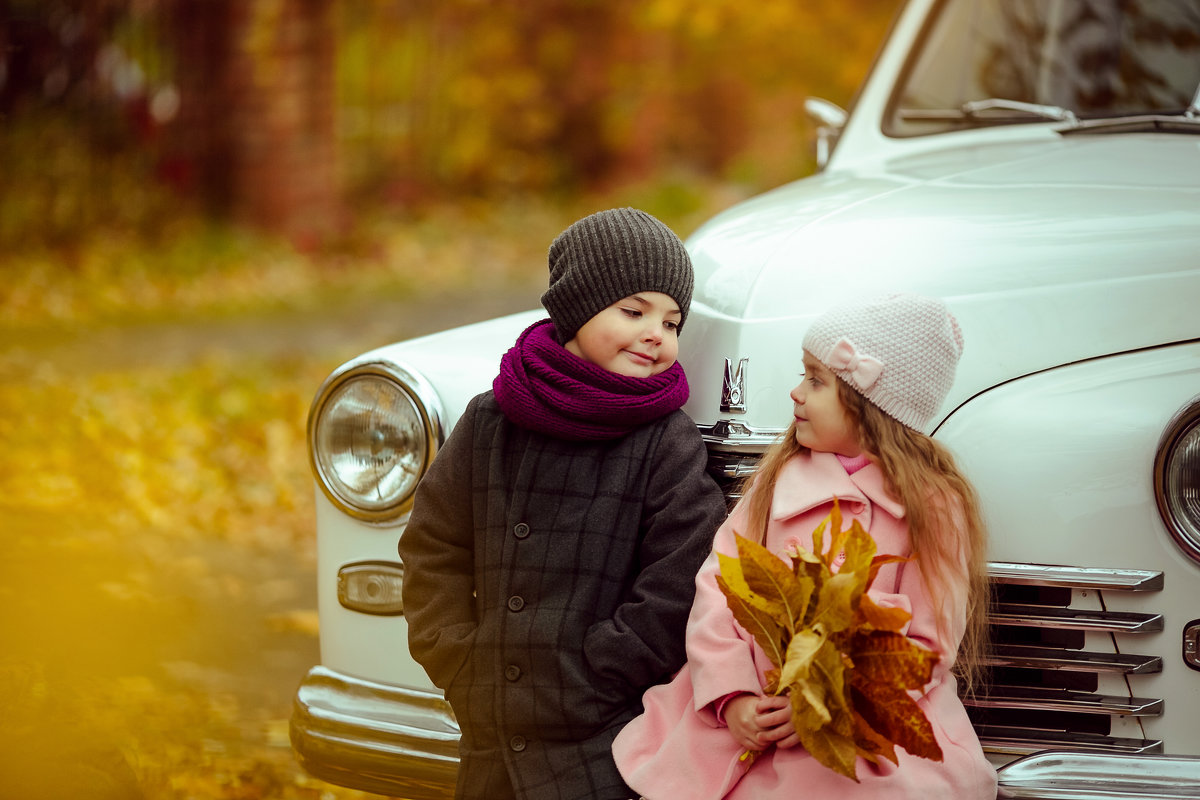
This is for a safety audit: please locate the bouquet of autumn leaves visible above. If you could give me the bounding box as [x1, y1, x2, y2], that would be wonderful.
[716, 499, 943, 781]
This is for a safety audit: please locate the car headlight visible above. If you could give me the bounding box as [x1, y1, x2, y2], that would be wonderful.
[1155, 399, 1200, 565]
[307, 360, 444, 524]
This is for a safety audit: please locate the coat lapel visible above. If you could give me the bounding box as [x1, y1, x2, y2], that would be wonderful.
[770, 450, 905, 524]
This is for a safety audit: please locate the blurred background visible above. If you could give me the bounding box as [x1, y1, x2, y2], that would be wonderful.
[0, 0, 897, 796]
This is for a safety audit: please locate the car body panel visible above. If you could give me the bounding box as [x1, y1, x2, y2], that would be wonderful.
[939, 342, 1200, 755]
[683, 135, 1200, 428]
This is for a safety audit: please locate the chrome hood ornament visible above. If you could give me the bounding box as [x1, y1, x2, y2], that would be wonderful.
[721, 357, 748, 413]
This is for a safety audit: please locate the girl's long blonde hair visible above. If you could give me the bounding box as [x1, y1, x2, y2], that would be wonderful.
[739, 377, 989, 695]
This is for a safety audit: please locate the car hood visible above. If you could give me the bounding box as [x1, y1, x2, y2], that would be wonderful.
[680, 134, 1200, 429]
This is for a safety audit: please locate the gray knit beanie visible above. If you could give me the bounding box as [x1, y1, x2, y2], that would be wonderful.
[541, 208, 694, 344]
[802, 293, 964, 434]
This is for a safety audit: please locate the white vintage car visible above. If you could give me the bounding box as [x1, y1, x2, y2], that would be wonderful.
[291, 0, 1200, 796]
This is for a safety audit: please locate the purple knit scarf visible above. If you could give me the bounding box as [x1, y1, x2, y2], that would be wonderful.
[493, 319, 690, 441]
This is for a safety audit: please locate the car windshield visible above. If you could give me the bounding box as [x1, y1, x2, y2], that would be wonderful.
[887, 0, 1200, 136]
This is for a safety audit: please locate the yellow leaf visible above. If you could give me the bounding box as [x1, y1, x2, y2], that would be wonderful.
[810, 516, 828, 562]
[837, 519, 877, 579]
[778, 627, 826, 687]
[717, 550, 787, 620]
[716, 574, 788, 669]
[792, 546, 827, 591]
[794, 709, 859, 782]
[812, 570, 861, 634]
[790, 673, 833, 735]
[812, 640, 855, 738]
[737, 534, 813, 634]
[826, 498, 844, 564]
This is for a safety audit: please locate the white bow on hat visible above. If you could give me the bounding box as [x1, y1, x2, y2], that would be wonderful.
[828, 338, 883, 389]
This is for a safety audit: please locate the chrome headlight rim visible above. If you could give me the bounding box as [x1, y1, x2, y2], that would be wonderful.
[307, 358, 445, 525]
[1154, 397, 1200, 566]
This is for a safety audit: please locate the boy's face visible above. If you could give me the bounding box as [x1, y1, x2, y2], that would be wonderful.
[564, 292, 681, 378]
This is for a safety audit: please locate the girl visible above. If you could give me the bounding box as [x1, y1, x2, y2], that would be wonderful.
[398, 208, 728, 800]
[613, 293, 997, 799]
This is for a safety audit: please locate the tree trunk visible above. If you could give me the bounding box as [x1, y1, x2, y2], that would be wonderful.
[165, 0, 340, 245]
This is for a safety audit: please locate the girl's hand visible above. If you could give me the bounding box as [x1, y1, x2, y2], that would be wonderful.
[724, 694, 763, 750]
[752, 695, 801, 749]
[724, 694, 801, 751]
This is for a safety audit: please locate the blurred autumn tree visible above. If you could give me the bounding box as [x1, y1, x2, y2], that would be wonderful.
[0, 0, 899, 247]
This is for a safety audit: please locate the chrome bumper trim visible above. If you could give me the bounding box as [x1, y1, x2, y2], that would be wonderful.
[290, 665, 459, 799]
[696, 419, 784, 451]
[996, 751, 1200, 799]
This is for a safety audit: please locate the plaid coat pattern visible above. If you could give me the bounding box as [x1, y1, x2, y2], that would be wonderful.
[399, 391, 726, 800]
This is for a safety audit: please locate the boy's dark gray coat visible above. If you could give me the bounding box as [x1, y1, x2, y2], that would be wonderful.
[399, 391, 726, 800]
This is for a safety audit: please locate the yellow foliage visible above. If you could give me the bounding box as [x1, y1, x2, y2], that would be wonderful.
[717, 499, 942, 781]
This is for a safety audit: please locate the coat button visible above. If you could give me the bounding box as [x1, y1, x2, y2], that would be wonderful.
[505, 664, 522, 681]
[507, 595, 525, 612]
[509, 735, 527, 752]
[513, 522, 530, 539]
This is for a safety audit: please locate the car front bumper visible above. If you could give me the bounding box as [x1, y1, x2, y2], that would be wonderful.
[291, 665, 1200, 800]
[995, 751, 1200, 799]
[290, 665, 459, 799]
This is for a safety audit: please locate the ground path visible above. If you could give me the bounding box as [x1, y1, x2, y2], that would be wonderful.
[0, 281, 541, 798]
[0, 280, 543, 375]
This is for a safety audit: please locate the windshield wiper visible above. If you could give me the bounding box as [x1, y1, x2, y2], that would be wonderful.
[897, 97, 1079, 126]
[960, 98, 1078, 124]
[1059, 113, 1200, 136]
[898, 95, 1200, 135]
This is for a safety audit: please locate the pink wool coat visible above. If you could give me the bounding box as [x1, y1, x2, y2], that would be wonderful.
[613, 450, 997, 800]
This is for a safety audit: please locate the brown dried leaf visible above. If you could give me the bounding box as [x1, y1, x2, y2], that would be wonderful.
[852, 709, 899, 766]
[850, 677, 944, 762]
[856, 592, 913, 632]
[848, 630, 937, 690]
[867, 552, 908, 585]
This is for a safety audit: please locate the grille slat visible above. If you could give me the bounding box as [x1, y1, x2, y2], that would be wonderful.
[965, 686, 1163, 716]
[983, 644, 1162, 674]
[987, 562, 1163, 591]
[975, 725, 1163, 757]
[990, 604, 1163, 633]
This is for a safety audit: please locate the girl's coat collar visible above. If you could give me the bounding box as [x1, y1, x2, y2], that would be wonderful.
[770, 450, 905, 522]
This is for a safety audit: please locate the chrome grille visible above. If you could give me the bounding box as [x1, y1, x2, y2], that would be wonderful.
[699, 420, 781, 507]
[700, 435, 1167, 758]
[970, 563, 1165, 757]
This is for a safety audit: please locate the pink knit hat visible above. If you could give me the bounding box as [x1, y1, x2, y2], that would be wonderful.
[802, 293, 963, 433]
